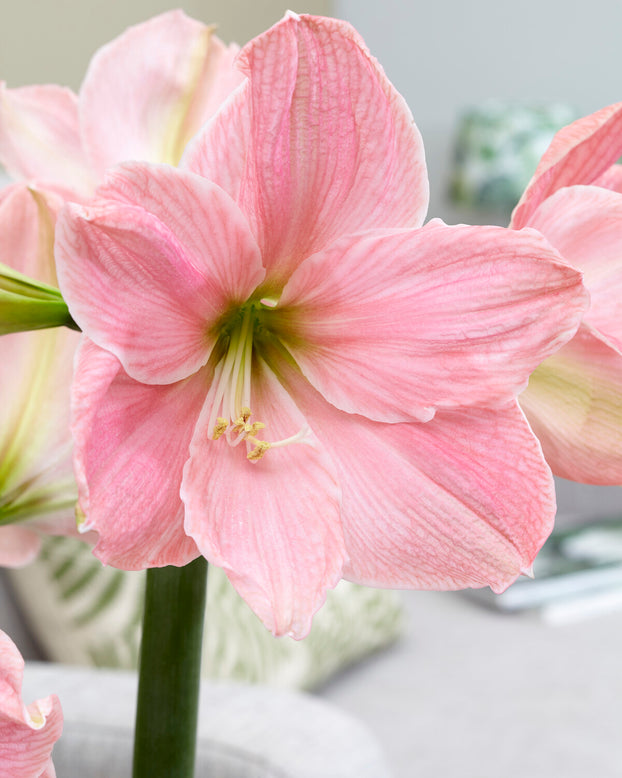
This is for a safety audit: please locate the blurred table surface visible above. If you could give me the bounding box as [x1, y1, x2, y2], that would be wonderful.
[318, 587, 622, 778]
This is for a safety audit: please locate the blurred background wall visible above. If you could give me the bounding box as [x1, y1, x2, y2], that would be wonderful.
[0, 0, 331, 88]
[335, 0, 622, 220]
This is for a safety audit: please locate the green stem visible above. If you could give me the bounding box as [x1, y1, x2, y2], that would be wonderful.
[132, 557, 208, 778]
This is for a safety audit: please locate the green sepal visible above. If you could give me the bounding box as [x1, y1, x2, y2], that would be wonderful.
[0, 263, 80, 333]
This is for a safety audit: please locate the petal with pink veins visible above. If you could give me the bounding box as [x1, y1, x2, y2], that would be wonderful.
[278, 222, 588, 422]
[0, 83, 94, 198]
[511, 101, 622, 228]
[289, 372, 555, 592]
[527, 185, 622, 351]
[0, 631, 62, 778]
[79, 10, 243, 178]
[520, 325, 622, 484]
[184, 12, 428, 287]
[71, 339, 202, 570]
[182, 357, 345, 638]
[55, 170, 264, 384]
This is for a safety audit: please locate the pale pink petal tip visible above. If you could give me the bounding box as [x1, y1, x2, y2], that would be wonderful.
[0, 631, 63, 777]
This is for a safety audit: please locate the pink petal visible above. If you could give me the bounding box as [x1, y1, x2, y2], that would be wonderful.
[520, 325, 622, 484]
[55, 167, 264, 384]
[80, 10, 243, 178]
[182, 357, 345, 638]
[0, 83, 94, 198]
[279, 222, 588, 422]
[291, 374, 555, 592]
[71, 339, 201, 569]
[511, 101, 622, 228]
[0, 527, 41, 567]
[0, 631, 63, 778]
[594, 163, 622, 193]
[527, 184, 622, 351]
[0, 183, 60, 282]
[184, 12, 428, 287]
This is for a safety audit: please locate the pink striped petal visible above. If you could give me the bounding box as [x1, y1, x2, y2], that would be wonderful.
[182, 357, 344, 638]
[0, 631, 62, 778]
[80, 11, 243, 178]
[55, 169, 263, 384]
[184, 12, 428, 286]
[594, 163, 622, 193]
[279, 222, 587, 422]
[527, 185, 622, 351]
[0, 83, 94, 198]
[293, 377, 554, 592]
[520, 325, 622, 484]
[71, 339, 201, 569]
[511, 101, 622, 228]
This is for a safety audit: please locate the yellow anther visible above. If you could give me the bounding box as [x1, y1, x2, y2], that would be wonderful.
[212, 418, 229, 440]
[247, 440, 271, 461]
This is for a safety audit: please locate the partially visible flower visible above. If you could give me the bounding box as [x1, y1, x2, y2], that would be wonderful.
[56, 13, 588, 637]
[512, 103, 622, 483]
[0, 11, 242, 564]
[0, 630, 62, 777]
[0, 184, 80, 566]
[0, 10, 242, 200]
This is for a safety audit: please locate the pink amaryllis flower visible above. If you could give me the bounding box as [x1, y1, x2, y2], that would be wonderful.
[0, 630, 62, 777]
[0, 9, 242, 201]
[55, 13, 588, 637]
[512, 102, 622, 484]
[0, 184, 80, 567]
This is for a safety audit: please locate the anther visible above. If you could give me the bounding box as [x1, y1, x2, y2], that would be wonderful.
[212, 418, 229, 440]
[247, 440, 271, 461]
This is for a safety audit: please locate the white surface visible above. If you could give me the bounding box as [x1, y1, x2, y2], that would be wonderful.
[320, 589, 622, 778]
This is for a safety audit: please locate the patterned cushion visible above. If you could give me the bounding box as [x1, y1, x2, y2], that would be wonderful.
[449, 102, 577, 215]
[7, 535, 403, 689]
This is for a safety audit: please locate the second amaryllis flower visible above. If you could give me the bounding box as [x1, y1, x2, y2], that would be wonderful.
[512, 102, 622, 483]
[55, 13, 588, 637]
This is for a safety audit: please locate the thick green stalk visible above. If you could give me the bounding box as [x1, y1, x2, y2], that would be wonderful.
[132, 557, 208, 778]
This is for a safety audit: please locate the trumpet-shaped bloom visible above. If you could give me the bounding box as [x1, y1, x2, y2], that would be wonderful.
[512, 102, 622, 483]
[0, 630, 62, 777]
[56, 13, 588, 637]
[0, 10, 242, 200]
[0, 184, 80, 566]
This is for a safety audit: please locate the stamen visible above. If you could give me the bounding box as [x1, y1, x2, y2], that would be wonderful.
[207, 303, 310, 462]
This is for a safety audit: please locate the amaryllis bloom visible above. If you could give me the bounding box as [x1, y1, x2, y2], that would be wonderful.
[56, 13, 588, 637]
[0, 184, 80, 567]
[512, 102, 622, 484]
[0, 10, 242, 201]
[0, 630, 62, 777]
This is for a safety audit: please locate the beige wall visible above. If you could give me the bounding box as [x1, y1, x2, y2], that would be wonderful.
[1, 1, 333, 89]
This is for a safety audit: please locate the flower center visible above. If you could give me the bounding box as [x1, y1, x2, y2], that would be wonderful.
[207, 302, 309, 462]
